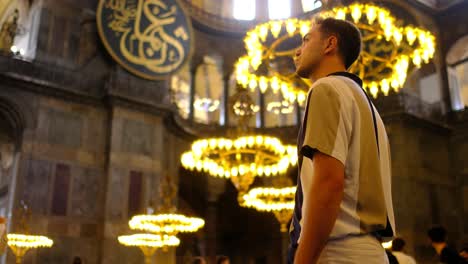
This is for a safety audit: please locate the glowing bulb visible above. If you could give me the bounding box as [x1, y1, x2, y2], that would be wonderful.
[259, 76, 268, 93]
[300, 21, 310, 37]
[351, 4, 362, 23]
[335, 9, 346, 20]
[249, 77, 257, 91]
[286, 19, 297, 36]
[270, 21, 282, 38]
[366, 6, 377, 24]
[271, 77, 280, 92]
[406, 27, 416, 45]
[381, 79, 390, 95]
[259, 24, 269, 41]
[370, 82, 378, 98]
[413, 52, 422, 67]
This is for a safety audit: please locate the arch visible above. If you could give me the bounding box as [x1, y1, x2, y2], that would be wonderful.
[446, 35, 468, 110]
[194, 54, 224, 124]
[0, 96, 26, 149]
[446, 35, 468, 66]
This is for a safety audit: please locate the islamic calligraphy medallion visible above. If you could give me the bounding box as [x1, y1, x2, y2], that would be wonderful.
[97, 0, 193, 79]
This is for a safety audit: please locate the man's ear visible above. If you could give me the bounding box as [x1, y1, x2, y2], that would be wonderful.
[324, 35, 338, 55]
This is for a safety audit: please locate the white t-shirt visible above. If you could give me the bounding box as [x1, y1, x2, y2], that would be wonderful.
[291, 73, 396, 244]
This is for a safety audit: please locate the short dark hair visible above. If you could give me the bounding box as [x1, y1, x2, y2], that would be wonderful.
[315, 17, 362, 69]
[391, 237, 406, 251]
[427, 226, 447, 243]
[216, 255, 229, 264]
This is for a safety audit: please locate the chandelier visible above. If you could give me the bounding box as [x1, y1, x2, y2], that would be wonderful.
[181, 136, 297, 197]
[243, 186, 296, 232]
[181, 89, 298, 203]
[235, 2, 436, 100]
[6, 202, 54, 264]
[128, 175, 205, 237]
[7, 234, 54, 264]
[118, 233, 180, 264]
[129, 214, 205, 236]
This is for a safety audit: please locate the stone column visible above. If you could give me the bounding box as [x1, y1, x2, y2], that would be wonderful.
[204, 176, 226, 264]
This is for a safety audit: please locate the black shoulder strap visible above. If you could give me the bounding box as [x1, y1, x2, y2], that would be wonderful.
[362, 89, 380, 156]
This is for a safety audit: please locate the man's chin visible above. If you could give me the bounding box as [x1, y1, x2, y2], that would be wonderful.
[295, 68, 309, 79]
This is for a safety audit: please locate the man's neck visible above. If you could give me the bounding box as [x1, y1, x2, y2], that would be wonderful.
[433, 242, 447, 255]
[309, 59, 346, 82]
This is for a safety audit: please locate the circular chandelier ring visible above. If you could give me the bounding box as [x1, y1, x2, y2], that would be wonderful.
[236, 2, 436, 100]
[129, 214, 205, 235]
[118, 233, 180, 248]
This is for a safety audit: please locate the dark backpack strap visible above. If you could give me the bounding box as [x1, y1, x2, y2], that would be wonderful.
[361, 88, 380, 156]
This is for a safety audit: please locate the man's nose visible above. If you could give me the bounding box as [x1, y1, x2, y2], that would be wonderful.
[295, 48, 301, 57]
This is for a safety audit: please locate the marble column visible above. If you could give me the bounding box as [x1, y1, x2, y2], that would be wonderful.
[204, 176, 226, 264]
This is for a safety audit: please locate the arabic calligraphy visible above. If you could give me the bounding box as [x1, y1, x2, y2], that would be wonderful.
[97, 0, 192, 79]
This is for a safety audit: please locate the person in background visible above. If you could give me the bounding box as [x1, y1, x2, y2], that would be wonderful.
[459, 247, 468, 262]
[427, 226, 465, 264]
[216, 255, 230, 264]
[391, 237, 417, 264]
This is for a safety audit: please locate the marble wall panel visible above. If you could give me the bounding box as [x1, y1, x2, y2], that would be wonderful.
[21, 159, 52, 214]
[106, 167, 126, 220]
[35, 236, 73, 264]
[47, 109, 82, 148]
[71, 167, 102, 218]
[121, 119, 154, 156]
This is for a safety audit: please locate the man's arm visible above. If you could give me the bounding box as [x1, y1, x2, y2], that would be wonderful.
[294, 152, 344, 264]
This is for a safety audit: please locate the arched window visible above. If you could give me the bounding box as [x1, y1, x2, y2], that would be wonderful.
[194, 55, 224, 124]
[302, 0, 322, 12]
[233, 0, 255, 20]
[264, 90, 297, 127]
[171, 64, 191, 119]
[228, 74, 260, 128]
[447, 35, 468, 110]
[269, 0, 291, 19]
[0, 0, 38, 59]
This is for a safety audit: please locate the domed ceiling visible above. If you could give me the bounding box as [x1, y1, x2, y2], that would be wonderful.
[180, 0, 465, 34]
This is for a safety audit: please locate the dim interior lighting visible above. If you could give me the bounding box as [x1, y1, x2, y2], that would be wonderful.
[235, 2, 436, 100]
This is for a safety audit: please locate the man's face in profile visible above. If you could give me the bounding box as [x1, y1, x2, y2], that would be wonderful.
[295, 23, 326, 79]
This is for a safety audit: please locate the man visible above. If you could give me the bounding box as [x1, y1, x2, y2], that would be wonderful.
[459, 247, 468, 262]
[392, 237, 417, 264]
[427, 226, 466, 264]
[288, 17, 396, 264]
